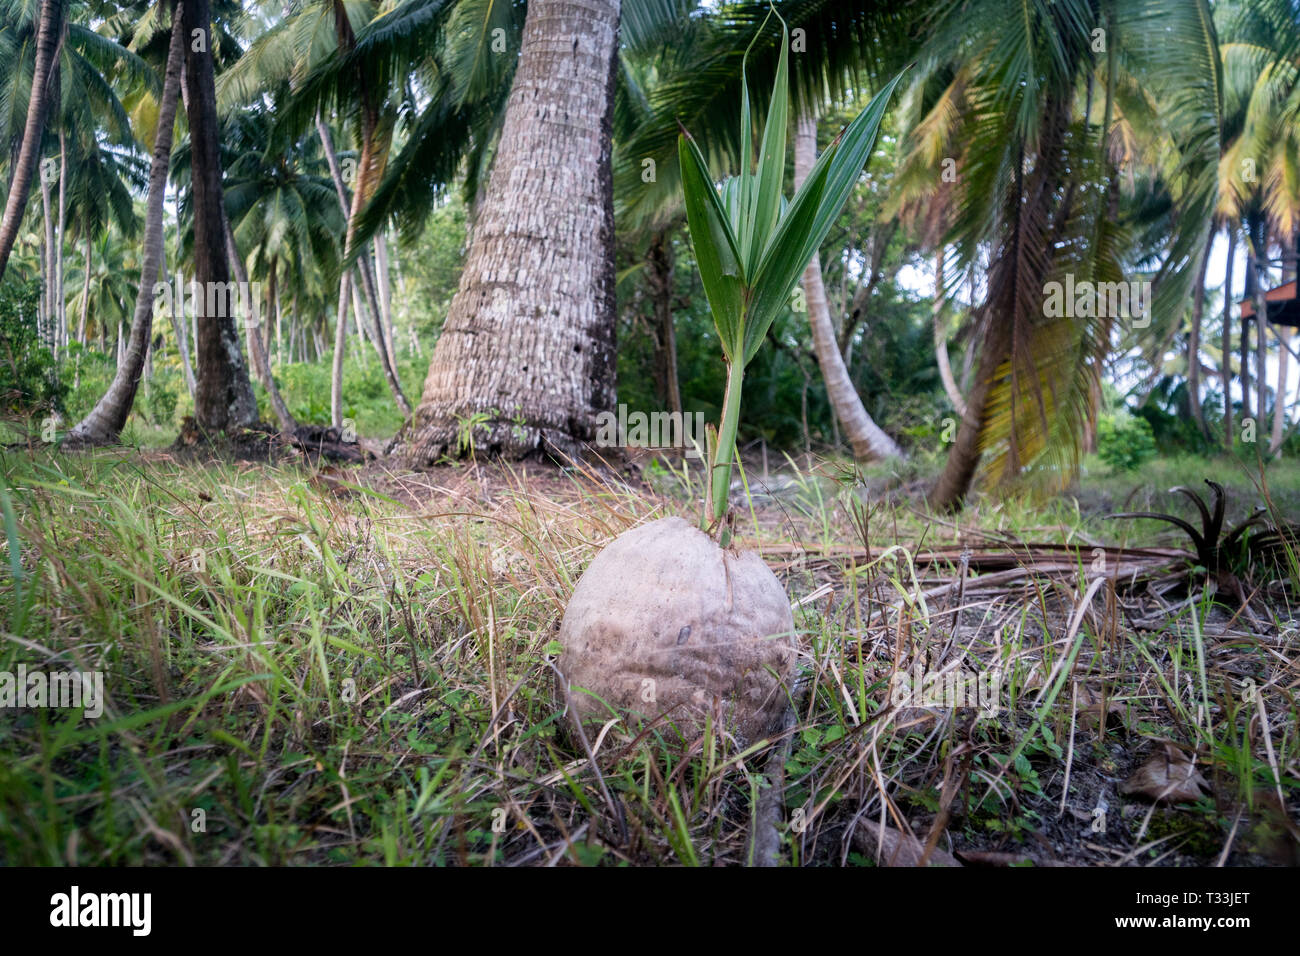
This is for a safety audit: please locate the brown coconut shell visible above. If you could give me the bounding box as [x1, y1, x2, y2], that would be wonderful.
[556, 516, 796, 746]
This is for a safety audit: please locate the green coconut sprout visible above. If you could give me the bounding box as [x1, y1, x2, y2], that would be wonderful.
[677, 11, 904, 540]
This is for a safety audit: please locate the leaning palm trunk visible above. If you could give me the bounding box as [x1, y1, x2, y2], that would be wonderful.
[66, 4, 184, 445]
[393, 0, 621, 463]
[789, 111, 902, 462]
[0, 0, 63, 282]
[928, 133, 1060, 512]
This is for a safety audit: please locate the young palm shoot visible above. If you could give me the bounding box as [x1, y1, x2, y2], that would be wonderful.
[557, 14, 903, 749]
[679, 16, 904, 542]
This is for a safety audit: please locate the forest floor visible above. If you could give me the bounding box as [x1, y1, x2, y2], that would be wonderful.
[0, 439, 1297, 866]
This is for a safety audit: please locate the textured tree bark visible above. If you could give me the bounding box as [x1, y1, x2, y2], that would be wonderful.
[0, 0, 63, 282]
[1222, 227, 1236, 451]
[393, 0, 620, 464]
[793, 111, 903, 462]
[65, 3, 185, 445]
[184, 0, 258, 433]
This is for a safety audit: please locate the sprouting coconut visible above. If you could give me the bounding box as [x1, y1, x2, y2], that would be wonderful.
[557, 9, 904, 747]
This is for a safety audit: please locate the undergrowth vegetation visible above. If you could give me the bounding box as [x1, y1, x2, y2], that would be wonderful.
[0, 447, 1296, 865]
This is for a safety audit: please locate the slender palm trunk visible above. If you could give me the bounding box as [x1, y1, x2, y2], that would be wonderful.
[1247, 225, 1271, 435]
[315, 112, 407, 417]
[1271, 235, 1295, 453]
[66, 3, 185, 445]
[1241, 245, 1256, 422]
[40, 173, 54, 345]
[932, 248, 967, 417]
[1272, 329, 1291, 453]
[394, 0, 621, 463]
[331, 273, 350, 427]
[161, 258, 196, 397]
[272, 257, 282, 365]
[0, 0, 63, 281]
[315, 95, 409, 415]
[1252, 242, 1269, 432]
[1222, 226, 1236, 450]
[223, 216, 295, 431]
[56, 129, 67, 357]
[645, 231, 681, 416]
[1188, 236, 1212, 439]
[184, 0, 258, 433]
[793, 111, 902, 462]
[77, 234, 90, 345]
[375, 232, 398, 372]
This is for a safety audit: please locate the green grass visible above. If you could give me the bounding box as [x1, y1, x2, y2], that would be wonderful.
[0, 446, 1295, 865]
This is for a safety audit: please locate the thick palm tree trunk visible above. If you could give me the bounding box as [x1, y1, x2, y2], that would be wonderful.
[184, 0, 258, 433]
[0, 0, 63, 282]
[393, 0, 620, 464]
[793, 111, 902, 462]
[65, 3, 185, 445]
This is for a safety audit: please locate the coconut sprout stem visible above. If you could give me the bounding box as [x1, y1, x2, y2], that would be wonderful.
[708, 359, 745, 526]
